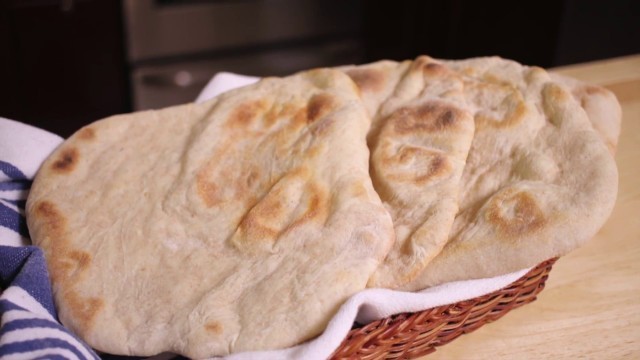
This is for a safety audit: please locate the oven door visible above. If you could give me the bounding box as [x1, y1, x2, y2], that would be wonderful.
[123, 0, 363, 62]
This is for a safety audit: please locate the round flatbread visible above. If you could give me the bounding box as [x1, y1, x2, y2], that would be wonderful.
[342, 57, 475, 288]
[26, 69, 394, 357]
[340, 56, 620, 290]
[404, 57, 619, 290]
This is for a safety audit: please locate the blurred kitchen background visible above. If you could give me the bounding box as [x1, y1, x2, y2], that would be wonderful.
[1, 0, 638, 137]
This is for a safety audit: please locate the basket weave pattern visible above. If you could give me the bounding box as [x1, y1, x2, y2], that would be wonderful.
[331, 258, 557, 360]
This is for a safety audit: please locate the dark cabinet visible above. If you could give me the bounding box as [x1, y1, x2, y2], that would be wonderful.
[362, 0, 639, 68]
[0, 0, 129, 138]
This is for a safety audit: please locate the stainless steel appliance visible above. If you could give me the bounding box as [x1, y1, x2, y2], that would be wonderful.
[123, 0, 364, 110]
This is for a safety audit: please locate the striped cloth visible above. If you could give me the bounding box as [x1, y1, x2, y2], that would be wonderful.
[0, 246, 99, 360]
[0, 117, 100, 360]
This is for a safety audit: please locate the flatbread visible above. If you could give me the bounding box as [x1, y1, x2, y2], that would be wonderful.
[550, 72, 622, 155]
[26, 69, 394, 357]
[342, 59, 622, 155]
[403, 57, 619, 290]
[342, 57, 475, 288]
[340, 57, 620, 290]
[340, 59, 412, 119]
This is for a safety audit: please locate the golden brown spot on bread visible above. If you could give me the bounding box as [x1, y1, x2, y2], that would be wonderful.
[542, 83, 574, 125]
[231, 171, 328, 253]
[51, 147, 78, 173]
[31, 201, 102, 332]
[306, 93, 334, 123]
[544, 82, 571, 102]
[283, 181, 329, 234]
[196, 140, 235, 208]
[33, 201, 66, 238]
[236, 209, 280, 242]
[382, 146, 452, 185]
[482, 73, 511, 87]
[205, 321, 224, 335]
[291, 105, 308, 127]
[422, 62, 446, 76]
[232, 180, 290, 252]
[68, 251, 92, 270]
[349, 182, 368, 198]
[226, 100, 268, 128]
[462, 67, 478, 77]
[250, 187, 286, 228]
[63, 294, 104, 331]
[346, 68, 385, 93]
[416, 154, 447, 183]
[32, 202, 71, 277]
[264, 103, 298, 128]
[472, 84, 529, 130]
[475, 101, 528, 129]
[197, 176, 219, 208]
[486, 190, 546, 237]
[77, 127, 96, 141]
[391, 102, 462, 134]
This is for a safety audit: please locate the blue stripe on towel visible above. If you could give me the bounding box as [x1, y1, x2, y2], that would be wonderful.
[2, 318, 65, 333]
[0, 247, 57, 315]
[0, 160, 28, 180]
[0, 147, 103, 359]
[34, 355, 74, 360]
[0, 180, 31, 191]
[0, 338, 91, 359]
[0, 246, 100, 359]
[1, 314, 99, 359]
[0, 299, 28, 312]
[0, 202, 29, 238]
[0, 198, 27, 209]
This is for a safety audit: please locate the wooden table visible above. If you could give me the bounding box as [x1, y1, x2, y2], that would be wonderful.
[425, 55, 640, 359]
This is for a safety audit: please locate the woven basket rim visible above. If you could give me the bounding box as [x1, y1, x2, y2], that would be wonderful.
[330, 258, 557, 359]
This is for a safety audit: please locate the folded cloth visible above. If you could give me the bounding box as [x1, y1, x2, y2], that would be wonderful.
[0, 117, 99, 359]
[0, 118, 63, 247]
[0, 74, 532, 360]
[195, 72, 260, 104]
[0, 246, 99, 360]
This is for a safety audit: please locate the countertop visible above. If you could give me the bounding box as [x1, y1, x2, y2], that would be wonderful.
[425, 54, 640, 359]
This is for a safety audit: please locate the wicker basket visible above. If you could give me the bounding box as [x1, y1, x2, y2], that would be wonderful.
[330, 258, 557, 360]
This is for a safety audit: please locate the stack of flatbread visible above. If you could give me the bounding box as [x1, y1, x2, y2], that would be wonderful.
[26, 56, 620, 358]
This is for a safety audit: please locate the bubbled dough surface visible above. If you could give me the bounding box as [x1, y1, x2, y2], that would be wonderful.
[26, 69, 395, 358]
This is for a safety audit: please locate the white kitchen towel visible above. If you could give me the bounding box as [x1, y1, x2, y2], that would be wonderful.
[0, 118, 63, 247]
[0, 117, 99, 359]
[0, 73, 533, 360]
[196, 72, 262, 104]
